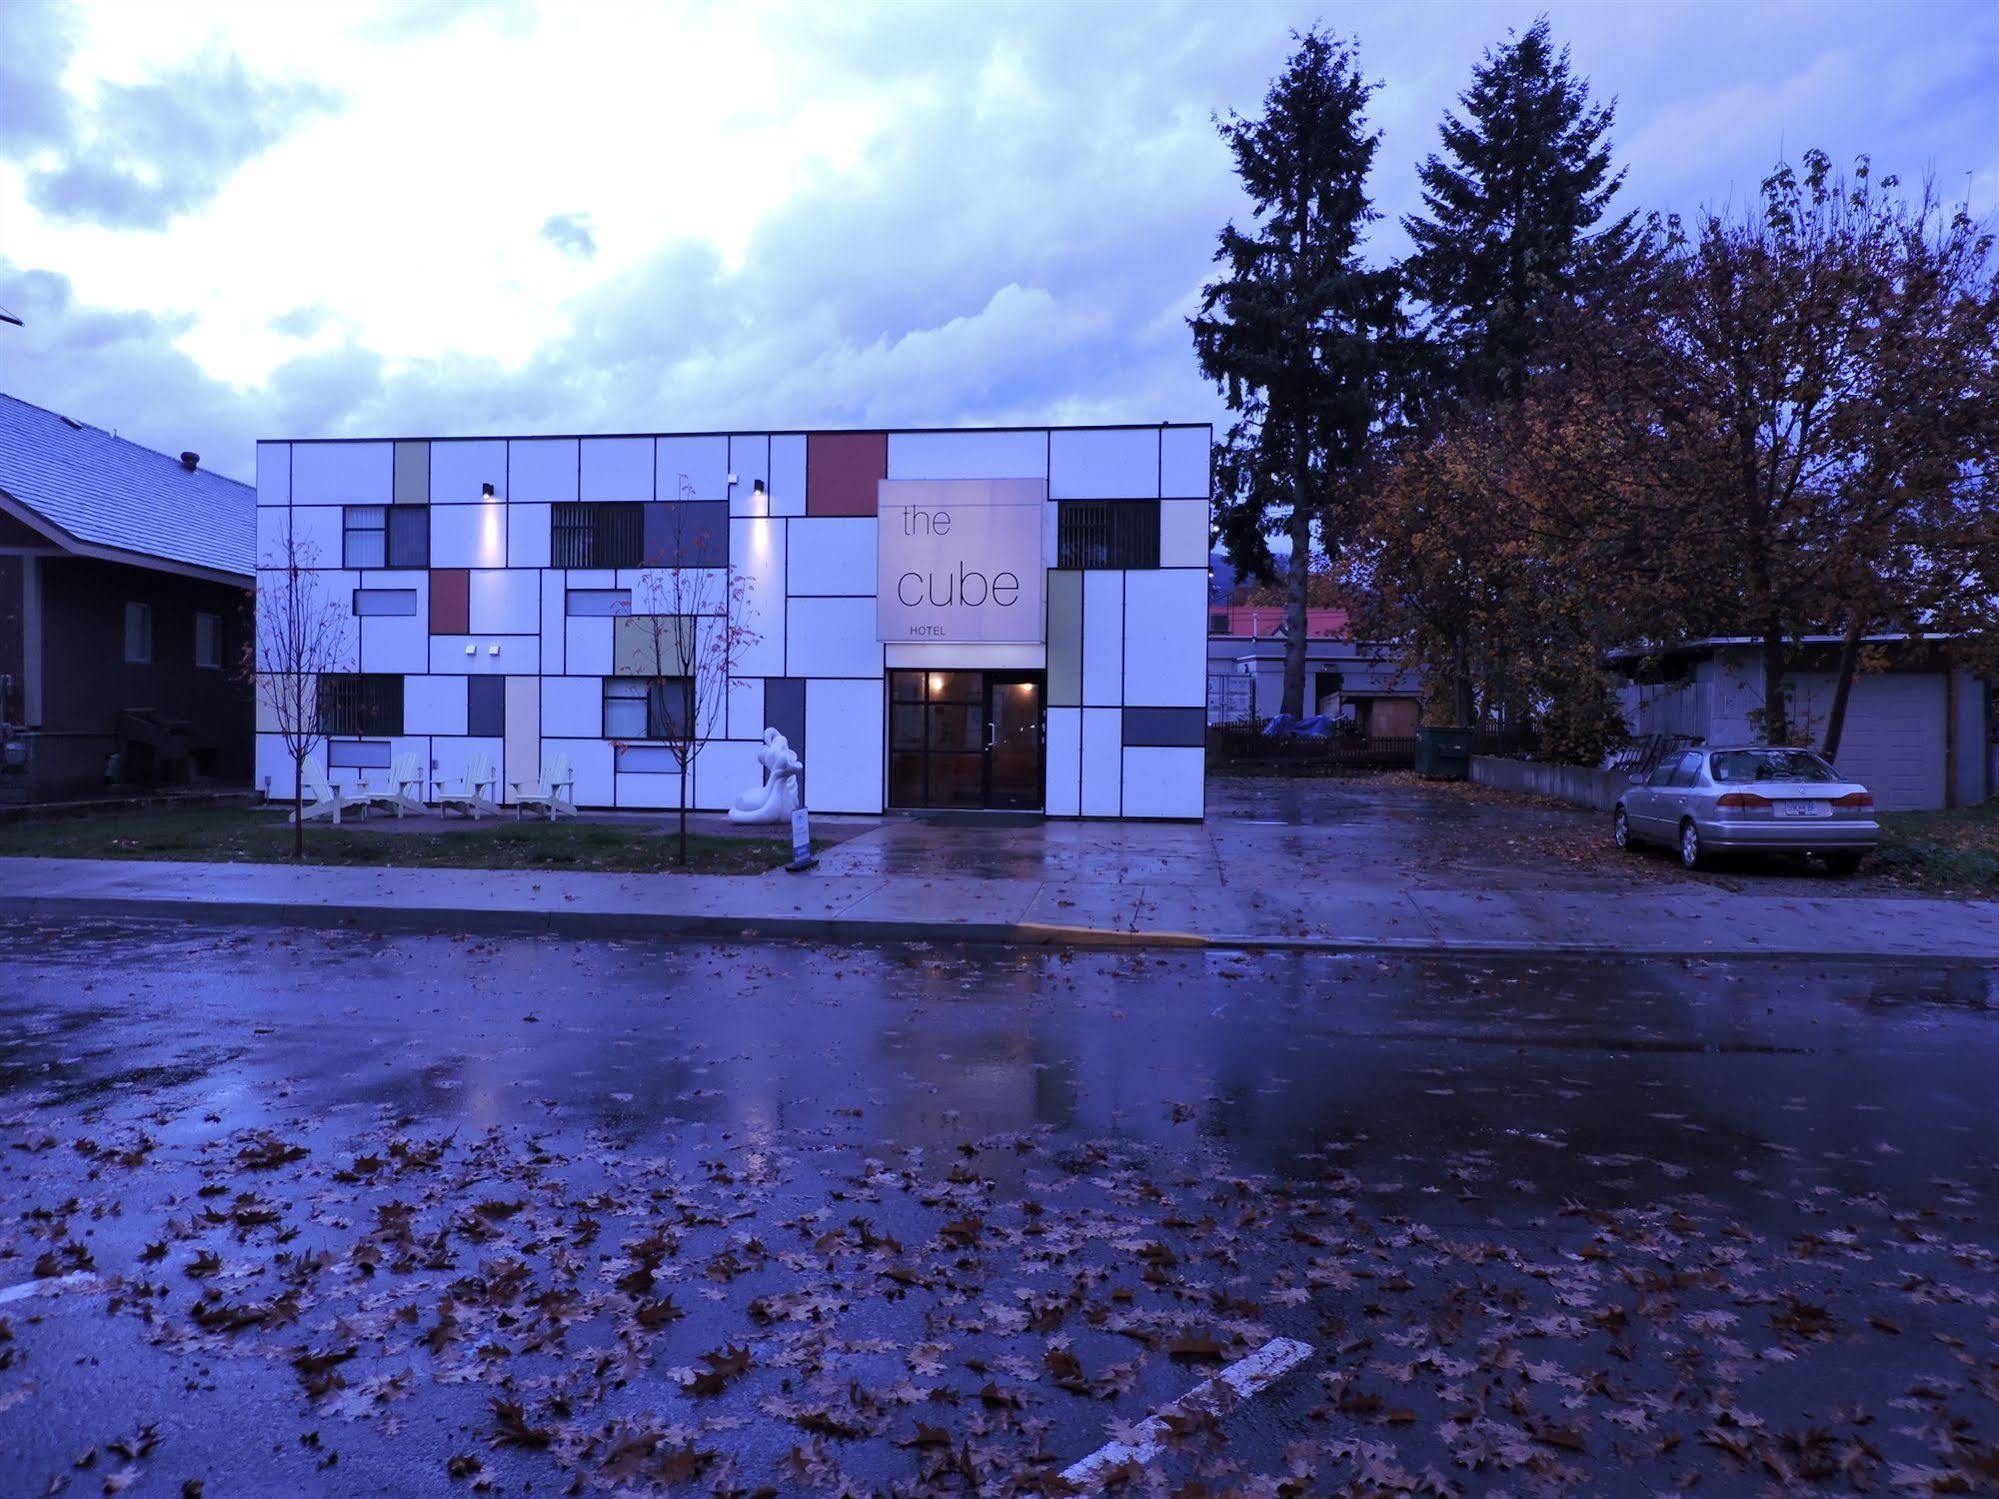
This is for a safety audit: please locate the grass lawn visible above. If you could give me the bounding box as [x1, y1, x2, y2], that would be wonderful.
[1872, 800, 1999, 893]
[0, 806, 811, 875]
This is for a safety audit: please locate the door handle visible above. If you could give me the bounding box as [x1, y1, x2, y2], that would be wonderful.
[985, 722, 996, 750]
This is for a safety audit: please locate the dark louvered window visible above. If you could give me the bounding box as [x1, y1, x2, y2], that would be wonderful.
[552, 503, 644, 568]
[1056, 500, 1159, 569]
[318, 674, 404, 736]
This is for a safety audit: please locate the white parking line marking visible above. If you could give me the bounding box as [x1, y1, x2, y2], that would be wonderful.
[0, 1271, 98, 1305]
[1060, 1336, 1314, 1488]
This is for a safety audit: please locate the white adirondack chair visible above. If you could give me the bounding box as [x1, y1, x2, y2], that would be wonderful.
[358, 753, 429, 819]
[290, 762, 359, 825]
[438, 751, 502, 820]
[511, 754, 578, 822]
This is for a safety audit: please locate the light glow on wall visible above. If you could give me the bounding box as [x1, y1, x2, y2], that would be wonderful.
[478, 481, 505, 566]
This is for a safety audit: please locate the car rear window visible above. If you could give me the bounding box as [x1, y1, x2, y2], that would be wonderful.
[1709, 749, 1839, 784]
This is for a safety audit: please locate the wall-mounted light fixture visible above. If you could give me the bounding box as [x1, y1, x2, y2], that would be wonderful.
[487, 643, 500, 656]
[464, 643, 475, 656]
[752, 479, 767, 498]
[481, 482, 496, 498]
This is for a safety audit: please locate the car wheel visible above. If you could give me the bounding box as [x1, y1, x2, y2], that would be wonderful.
[1613, 805, 1633, 850]
[1679, 819, 1705, 871]
[1822, 851, 1863, 877]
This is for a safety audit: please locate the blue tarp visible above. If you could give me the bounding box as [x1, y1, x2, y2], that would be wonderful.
[1262, 714, 1336, 738]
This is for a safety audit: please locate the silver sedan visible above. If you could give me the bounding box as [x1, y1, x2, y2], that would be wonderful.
[1613, 745, 1879, 873]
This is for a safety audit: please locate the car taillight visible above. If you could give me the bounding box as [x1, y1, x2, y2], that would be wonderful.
[1832, 791, 1873, 809]
[1715, 792, 1772, 810]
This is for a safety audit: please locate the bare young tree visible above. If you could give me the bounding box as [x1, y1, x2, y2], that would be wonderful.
[621, 478, 759, 865]
[253, 533, 349, 859]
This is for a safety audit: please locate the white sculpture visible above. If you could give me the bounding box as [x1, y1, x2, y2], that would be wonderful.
[728, 729, 803, 824]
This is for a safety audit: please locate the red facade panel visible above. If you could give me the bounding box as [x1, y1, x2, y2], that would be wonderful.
[805, 431, 886, 517]
[429, 568, 469, 634]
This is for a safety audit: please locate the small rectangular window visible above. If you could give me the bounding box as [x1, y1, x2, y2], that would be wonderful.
[603, 675, 691, 740]
[1056, 500, 1160, 569]
[566, 588, 632, 616]
[386, 504, 430, 568]
[123, 601, 153, 663]
[343, 505, 386, 568]
[318, 673, 404, 736]
[353, 588, 418, 616]
[194, 611, 221, 668]
[327, 740, 392, 770]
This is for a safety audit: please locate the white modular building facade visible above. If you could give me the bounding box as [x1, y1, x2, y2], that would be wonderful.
[254, 425, 1211, 819]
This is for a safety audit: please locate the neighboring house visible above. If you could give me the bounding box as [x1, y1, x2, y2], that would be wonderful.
[1610, 636, 1993, 811]
[1204, 598, 1422, 731]
[0, 393, 254, 801]
[255, 425, 1211, 819]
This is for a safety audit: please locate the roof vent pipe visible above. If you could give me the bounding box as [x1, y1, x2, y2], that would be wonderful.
[179, 451, 199, 471]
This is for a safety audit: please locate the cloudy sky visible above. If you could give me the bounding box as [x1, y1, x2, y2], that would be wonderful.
[3, 0, 1994, 482]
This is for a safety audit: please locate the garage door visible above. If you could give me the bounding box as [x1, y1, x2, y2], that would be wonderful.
[1829, 674, 1946, 810]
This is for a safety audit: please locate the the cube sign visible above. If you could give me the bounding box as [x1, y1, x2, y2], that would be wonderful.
[876, 479, 1046, 643]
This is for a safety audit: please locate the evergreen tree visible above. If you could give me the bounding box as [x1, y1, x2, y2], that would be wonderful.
[1191, 28, 1402, 719]
[1403, 16, 1635, 407]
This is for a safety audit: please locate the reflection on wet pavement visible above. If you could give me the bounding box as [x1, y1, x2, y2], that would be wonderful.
[0, 918, 1993, 1494]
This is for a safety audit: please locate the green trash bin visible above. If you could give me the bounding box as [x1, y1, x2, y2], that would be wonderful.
[1415, 727, 1473, 780]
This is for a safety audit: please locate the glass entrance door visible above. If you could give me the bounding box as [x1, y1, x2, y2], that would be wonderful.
[888, 670, 1044, 810]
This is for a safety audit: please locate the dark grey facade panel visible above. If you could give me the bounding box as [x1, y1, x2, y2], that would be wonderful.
[763, 675, 806, 800]
[467, 674, 505, 737]
[642, 500, 729, 568]
[1046, 570, 1082, 707]
[1121, 705, 1205, 748]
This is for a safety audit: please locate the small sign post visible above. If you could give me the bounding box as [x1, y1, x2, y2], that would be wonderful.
[785, 804, 816, 873]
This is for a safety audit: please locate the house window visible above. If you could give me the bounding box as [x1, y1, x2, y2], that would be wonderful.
[553, 503, 643, 568]
[1209, 610, 1231, 635]
[1057, 500, 1160, 569]
[352, 588, 418, 616]
[123, 601, 152, 663]
[343, 505, 428, 568]
[603, 675, 691, 740]
[194, 611, 222, 668]
[565, 587, 632, 616]
[318, 673, 404, 736]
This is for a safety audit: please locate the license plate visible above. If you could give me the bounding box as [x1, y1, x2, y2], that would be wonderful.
[1774, 800, 1831, 818]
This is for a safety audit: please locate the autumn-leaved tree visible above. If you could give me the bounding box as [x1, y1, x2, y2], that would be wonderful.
[1555, 151, 1999, 745]
[254, 533, 350, 860]
[1192, 27, 1403, 719]
[621, 479, 758, 866]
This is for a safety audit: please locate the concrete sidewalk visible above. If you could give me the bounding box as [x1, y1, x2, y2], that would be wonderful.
[0, 853, 1994, 960]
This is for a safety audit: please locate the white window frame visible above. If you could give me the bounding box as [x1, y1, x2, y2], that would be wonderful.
[194, 610, 221, 669]
[124, 601, 153, 664]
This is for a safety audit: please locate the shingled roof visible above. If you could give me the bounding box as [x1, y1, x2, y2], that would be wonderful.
[0, 392, 253, 583]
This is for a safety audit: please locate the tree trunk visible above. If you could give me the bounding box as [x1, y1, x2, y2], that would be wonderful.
[1280, 497, 1310, 718]
[292, 763, 304, 861]
[1759, 624, 1789, 744]
[1821, 610, 1868, 764]
[677, 765, 689, 866]
[1453, 632, 1474, 728]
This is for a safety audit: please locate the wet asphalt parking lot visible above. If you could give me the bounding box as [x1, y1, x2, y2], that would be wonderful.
[0, 917, 1994, 1495]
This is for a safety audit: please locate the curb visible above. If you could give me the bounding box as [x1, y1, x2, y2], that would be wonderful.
[2, 895, 1996, 967]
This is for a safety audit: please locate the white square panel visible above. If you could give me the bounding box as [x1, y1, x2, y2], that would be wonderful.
[1044, 706, 1081, 817]
[1160, 426, 1211, 499]
[507, 502, 551, 568]
[1121, 747, 1203, 818]
[785, 518, 876, 597]
[1050, 428, 1158, 499]
[405, 675, 469, 736]
[581, 437, 653, 500]
[785, 597, 881, 678]
[887, 429, 1048, 480]
[1081, 706, 1122, 816]
[292, 442, 391, 505]
[1082, 571, 1124, 706]
[769, 434, 807, 517]
[255, 442, 290, 506]
[805, 677, 884, 812]
[469, 569, 539, 634]
[430, 439, 508, 501]
[656, 435, 729, 499]
[1123, 570, 1206, 706]
[540, 675, 600, 737]
[508, 438, 579, 502]
[1159, 499, 1210, 569]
